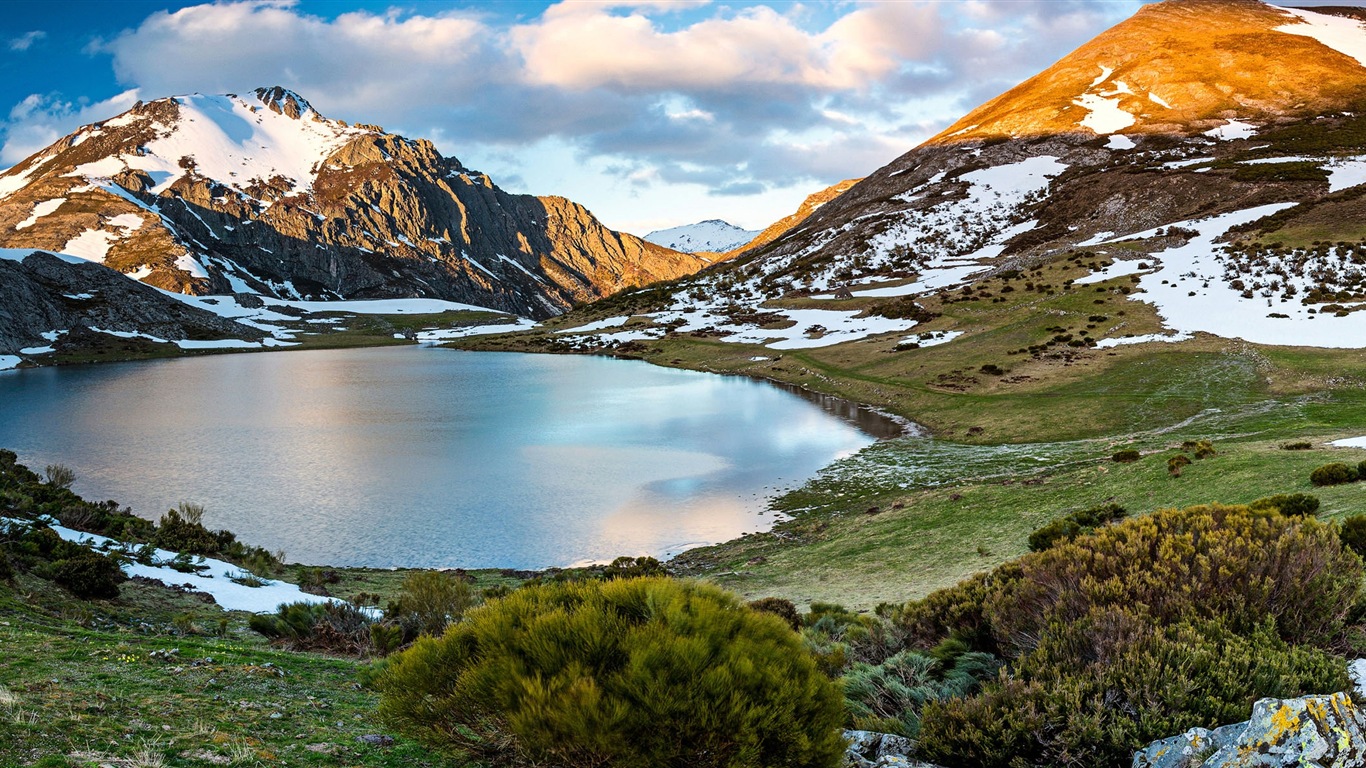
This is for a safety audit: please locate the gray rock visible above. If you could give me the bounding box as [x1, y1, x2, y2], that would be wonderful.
[1134, 692, 1366, 768]
[843, 730, 940, 768]
[356, 734, 394, 747]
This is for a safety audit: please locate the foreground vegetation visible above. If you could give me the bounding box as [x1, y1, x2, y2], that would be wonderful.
[7, 443, 1366, 767]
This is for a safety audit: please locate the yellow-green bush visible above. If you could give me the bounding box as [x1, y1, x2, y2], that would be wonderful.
[896, 504, 1361, 767]
[376, 576, 845, 768]
[387, 570, 475, 639]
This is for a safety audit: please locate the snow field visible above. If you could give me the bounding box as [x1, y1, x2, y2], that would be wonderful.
[8, 517, 340, 614]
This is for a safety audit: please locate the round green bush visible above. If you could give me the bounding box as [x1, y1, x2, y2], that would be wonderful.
[1310, 462, 1358, 487]
[1249, 493, 1321, 517]
[1110, 449, 1141, 463]
[376, 577, 845, 768]
[1341, 515, 1366, 559]
[51, 551, 126, 599]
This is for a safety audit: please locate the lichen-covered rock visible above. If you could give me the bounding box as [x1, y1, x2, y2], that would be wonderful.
[1134, 692, 1366, 768]
[1202, 693, 1366, 767]
[1133, 723, 1246, 768]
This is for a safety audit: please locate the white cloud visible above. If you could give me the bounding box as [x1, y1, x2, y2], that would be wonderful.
[1, 90, 142, 164]
[9, 31, 46, 52]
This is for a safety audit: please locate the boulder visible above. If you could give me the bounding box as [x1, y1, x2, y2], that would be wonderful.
[1134, 692, 1366, 768]
[1133, 723, 1245, 768]
[843, 730, 940, 768]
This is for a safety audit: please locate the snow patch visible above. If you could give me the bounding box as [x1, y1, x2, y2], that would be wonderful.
[175, 254, 210, 279]
[1274, 6, 1366, 68]
[1327, 157, 1366, 193]
[1075, 93, 1136, 135]
[43, 521, 338, 614]
[1148, 92, 1173, 109]
[556, 316, 631, 334]
[1204, 120, 1257, 141]
[1074, 258, 1154, 285]
[901, 330, 962, 348]
[0, 355, 20, 371]
[1103, 203, 1366, 348]
[15, 198, 65, 229]
[1106, 135, 1136, 150]
[1329, 436, 1366, 448]
[60, 230, 118, 263]
[1093, 332, 1194, 349]
[415, 319, 537, 341]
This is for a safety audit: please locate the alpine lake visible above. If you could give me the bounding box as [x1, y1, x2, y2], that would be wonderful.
[0, 345, 897, 569]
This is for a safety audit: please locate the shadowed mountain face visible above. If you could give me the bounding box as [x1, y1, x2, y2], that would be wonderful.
[0, 87, 708, 319]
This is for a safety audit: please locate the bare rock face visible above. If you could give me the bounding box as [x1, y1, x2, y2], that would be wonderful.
[0, 250, 263, 354]
[0, 87, 709, 319]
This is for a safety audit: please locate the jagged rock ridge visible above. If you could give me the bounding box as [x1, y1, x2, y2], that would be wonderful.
[0, 87, 708, 319]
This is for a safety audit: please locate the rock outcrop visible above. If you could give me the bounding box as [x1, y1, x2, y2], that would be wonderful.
[1133, 692, 1366, 768]
[843, 730, 942, 768]
[0, 250, 263, 354]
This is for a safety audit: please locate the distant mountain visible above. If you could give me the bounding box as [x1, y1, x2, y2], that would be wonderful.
[0, 87, 709, 320]
[583, 0, 1366, 355]
[644, 219, 759, 254]
[722, 179, 861, 259]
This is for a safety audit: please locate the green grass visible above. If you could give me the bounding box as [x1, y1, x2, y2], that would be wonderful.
[0, 575, 471, 768]
[675, 402, 1366, 610]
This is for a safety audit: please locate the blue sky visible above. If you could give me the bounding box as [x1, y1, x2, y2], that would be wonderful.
[1, 0, 1359, 234]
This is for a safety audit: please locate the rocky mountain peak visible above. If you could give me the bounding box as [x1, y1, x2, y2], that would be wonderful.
[252, 86, 318, 121]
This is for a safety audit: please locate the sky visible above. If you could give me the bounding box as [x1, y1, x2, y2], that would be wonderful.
[0, 0, 1360, 234]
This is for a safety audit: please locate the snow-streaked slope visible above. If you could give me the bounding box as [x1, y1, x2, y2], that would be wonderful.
[644, 219, 759, 253]
[70, 91, 365, 199]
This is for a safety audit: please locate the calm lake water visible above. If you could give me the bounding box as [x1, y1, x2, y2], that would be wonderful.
[0, 347, 878, 568]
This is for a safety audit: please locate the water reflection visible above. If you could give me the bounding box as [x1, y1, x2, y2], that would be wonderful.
[0, 347, 874, 568]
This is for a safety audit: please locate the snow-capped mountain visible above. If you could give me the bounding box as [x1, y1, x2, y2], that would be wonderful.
[643, 220, 759, 254]
[574, 0, 1366, 355]
[0, 87, 708, 320]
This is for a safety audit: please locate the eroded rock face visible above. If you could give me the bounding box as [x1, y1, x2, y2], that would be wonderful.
[1133, 693, 1366, 768]
[0, 88, 709, 318]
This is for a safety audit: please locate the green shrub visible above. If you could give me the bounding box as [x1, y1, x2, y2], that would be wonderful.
[749, 596, 801, 630]
[50, 550, 126, 599]
[1110, 449, 1141, 463]
[249, 601, 376, 655]
[1027, 503, 1127, 552]
[601, 555, 668, 579]
[1250, 493, 1321, 517]
[377, 577, 846, 768]
[1342, 516, 1366, 559]
[842, 649, 998, 738]
[1167, 455, 1192, 476]
[993, 504, 1360, 652]
[897, 503, 1362, 767]
[919, 618, 1346, 768]
[153, 504, 221, 554]
[387, 571, 476, 639]
[1282, 442, 1313, 450]
[1310, 462, 1358, 487]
